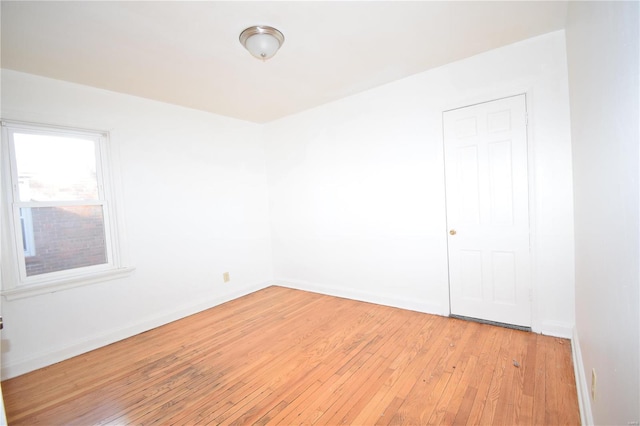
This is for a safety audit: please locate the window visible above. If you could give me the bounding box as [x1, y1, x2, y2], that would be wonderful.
[1, 121, 133, 299]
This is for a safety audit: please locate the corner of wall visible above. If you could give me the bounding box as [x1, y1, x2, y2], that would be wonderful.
[537, 320, 574, 339]
[572, 326, 594, 426]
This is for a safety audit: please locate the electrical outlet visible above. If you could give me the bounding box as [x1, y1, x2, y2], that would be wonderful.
[223, 272, 230, 283]
[591, 368, 597, 400]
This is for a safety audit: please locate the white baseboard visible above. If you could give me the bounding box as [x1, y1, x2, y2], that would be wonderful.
[275, 279, 447, 317]
[276, 281, 576, 340]
[538, 320, 574, 339]
[1, 281, 270, 380]
[572, 326, 594, 426]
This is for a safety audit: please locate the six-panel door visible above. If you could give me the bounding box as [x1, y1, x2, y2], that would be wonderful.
[443, 94, 531, 327]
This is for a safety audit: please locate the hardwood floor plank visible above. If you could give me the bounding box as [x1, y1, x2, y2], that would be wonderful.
[425, 322, 485, 424]
[547, 337, 579, 426]
[224, 303, 400, 425]
[353, 315, 452, 425]
[462, 324, 504, 425]
[397, 319, 476, 425]
[2, 286, 580, 425]
[4, 286, 295, 420]
[478, 328, 515, 425]
[494, 329, 528, 425]
[558, 340, 580, 425]
[532, 332, 549, 425]
[149, 295, 361, 425]
[439, 353, 479, 425]
[451, 384, 478, 425]
[516, 332, 538, 425]
[309, 310, 421, 425]
[326, 313, 430, 425]
[308, 312, 436, 424]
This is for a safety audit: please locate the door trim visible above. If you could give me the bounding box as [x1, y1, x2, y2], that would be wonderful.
[442, 93, 534, 327]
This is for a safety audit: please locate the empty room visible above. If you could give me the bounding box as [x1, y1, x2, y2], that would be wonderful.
[0, 1, 638, 425]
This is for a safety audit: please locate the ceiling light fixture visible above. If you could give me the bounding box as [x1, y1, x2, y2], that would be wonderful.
[239, 25, 285, 61]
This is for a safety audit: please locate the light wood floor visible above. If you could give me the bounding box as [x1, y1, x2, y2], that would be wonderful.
[2, 286, 580, 425]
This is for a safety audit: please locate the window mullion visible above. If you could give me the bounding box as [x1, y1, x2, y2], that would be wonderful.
[12, 204, 29, 281]
[15, 200, 105, 208]
[6, 129, 22, 204]
[95, 136, 107, 200]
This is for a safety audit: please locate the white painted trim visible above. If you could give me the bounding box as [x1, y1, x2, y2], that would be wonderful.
[0, 120, 133, 294]
[442, 94, 533, 328]
[275, 279, 447, 316]
[538, 320, 574, 339]
[524, 90, 541, 335]
[441, 89, 545, 333]
[277, 279, 574, 339]
[572, 326, 594, 426]
[0, 280, 271, 380]
[1, 266, 136, 300]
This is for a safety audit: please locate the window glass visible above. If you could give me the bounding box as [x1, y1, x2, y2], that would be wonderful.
[13, 133, 99, 202]
[21, 206, 108, 276]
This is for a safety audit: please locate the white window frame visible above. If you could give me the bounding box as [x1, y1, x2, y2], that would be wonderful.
[1, 120, 134, 300]
[19, 206, 35, 257]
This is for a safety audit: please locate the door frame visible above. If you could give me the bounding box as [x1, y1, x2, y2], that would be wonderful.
[0, 120, 7, 424]
[441, 89, 539, 331]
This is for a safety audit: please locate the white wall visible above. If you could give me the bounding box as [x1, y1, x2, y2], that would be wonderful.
[566, 2, 640, 425]
[0, 70, 273, 379]
[264, 31, 575, 336]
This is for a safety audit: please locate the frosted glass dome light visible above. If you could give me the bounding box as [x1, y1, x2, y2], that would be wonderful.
[239, 26, 285, 61]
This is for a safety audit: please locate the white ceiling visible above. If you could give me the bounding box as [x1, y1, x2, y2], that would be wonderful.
[1, 1, 568, 123]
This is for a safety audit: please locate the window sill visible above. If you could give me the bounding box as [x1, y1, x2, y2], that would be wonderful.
[1, 266, 136, 300]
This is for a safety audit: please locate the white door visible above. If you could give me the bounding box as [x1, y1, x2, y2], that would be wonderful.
[443, 94, 531, 327]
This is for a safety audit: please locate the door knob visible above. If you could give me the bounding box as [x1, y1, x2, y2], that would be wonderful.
[449, 229, 457, 235]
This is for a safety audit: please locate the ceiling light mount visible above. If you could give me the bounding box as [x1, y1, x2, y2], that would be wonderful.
[239, 25, 285, 61]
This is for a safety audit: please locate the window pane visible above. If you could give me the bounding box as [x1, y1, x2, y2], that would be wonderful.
[22, 206, 108, 276]
[13, 133, 99, 201]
